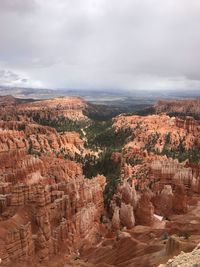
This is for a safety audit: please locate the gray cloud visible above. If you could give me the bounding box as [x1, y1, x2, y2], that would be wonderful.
[0, 69, 41, 87]
[0, 0, 37, 14]
[0, 0, 200, 90]
[0, 69, 26, 85]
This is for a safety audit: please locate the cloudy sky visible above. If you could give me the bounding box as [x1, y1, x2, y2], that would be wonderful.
[0, 0, 200, 91]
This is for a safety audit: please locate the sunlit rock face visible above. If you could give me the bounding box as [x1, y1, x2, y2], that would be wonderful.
[0, 122, 84, 155]
[111, 113, 200, 219]
[114, 113, 200, 153]
[0, 96, 107, 266]
[0, 152, 106, 265]
[17, 96, 89, 121]
[108, 112, 200, 233]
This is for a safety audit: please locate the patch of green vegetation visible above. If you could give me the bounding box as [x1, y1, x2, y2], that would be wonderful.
[123, 106, 156, 117]
[16, 98, 39, 104]
[144, 132, 160, 152]
[179, 231, 191, 239]
[85, 120, 132, 150]
[161, 146, 200, 163]
[84, 103, 156, 121]
[83, 119, 133, 208]
[18, 124, 26, 131]
[83, 149, 121, 208]
[83, 104, 126, 121]
[125, 157, 143, 166]
[138, 130, 200, 164]
[33, 116, 87, 135]
[135, 106, 156, 116]
[168, 112, 200, 121]
[133, 166, 149, 180]
[27, 139, 41, 156]
[27, 139, 33, 155]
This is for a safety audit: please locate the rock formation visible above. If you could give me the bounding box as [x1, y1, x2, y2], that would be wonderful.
[0, 96, 107, 266]
[159, 243, 200, 267]
[114, 114, 200, 154]
[135, 193, 155, 226]
[17, 96, 88, 121]
[155, 99, 200, 120]
[0, 155, 106, 265]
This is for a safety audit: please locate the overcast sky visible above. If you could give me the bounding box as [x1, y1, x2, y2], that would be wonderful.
[0, 0, 200, 91]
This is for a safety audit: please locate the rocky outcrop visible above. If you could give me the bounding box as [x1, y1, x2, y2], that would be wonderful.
[112, 207, 120, 230]
[0, 222, 34, 265]
[172, 184, 188, 214]
[0, 124, 84, 152]
[135, 193, 155, 226]
[111, 181, 137, 229]
[0, 159, 106, 265]
[155, 99, 200, 120]
[0, 95, 17, 106]
[114, 114, 200, 154]
[165, 235, 181, 256]
[0, 122, 85, 180]
[153, 185, 173, 217]
[0, 150, 44, 184]
[0, 108, 106, 266]
[119, 203, 135, 229]
[18, 96, 88, 121]
[111, 181, 156, 229]
[159, 243, 200, 267]
[120, 180, 137, 206]
[150, 158, 200, 194]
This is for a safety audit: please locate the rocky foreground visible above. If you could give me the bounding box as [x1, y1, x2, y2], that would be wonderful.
[0, 96, 199, 266]
[159, 243, 200, 267]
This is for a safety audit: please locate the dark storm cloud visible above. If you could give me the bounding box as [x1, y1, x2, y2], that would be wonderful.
[0, 0, 200, 90]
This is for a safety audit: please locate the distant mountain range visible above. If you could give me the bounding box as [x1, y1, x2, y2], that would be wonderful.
[0, 86, 199, 102]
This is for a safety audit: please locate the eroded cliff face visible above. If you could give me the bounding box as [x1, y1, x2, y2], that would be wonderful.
[0, 96, 107, 266]
[0, 152, 106, 265]
[0, 121, 84, 155]
[17, 96, 88, 121]
[155, 99, 200, 120]
[110, 115, 200, 226]
[0, 95, 89, 124]
[114, 114, 200, 153]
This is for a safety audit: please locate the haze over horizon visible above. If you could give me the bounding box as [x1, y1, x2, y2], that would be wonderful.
[0, 0, 200, 92]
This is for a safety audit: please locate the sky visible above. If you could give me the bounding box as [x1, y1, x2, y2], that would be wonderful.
[0, 0, 200, 91]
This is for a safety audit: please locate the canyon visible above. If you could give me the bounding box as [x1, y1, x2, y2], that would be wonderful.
[0, 96, 199, 267]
